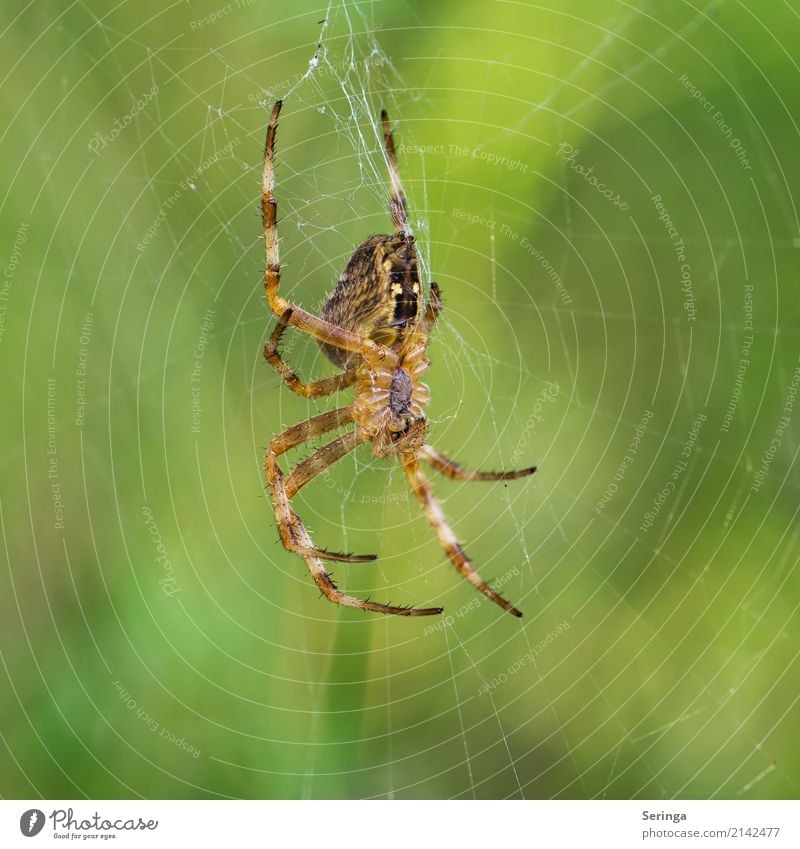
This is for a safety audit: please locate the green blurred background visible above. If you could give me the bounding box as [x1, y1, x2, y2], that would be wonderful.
[2, 0, 799, 799]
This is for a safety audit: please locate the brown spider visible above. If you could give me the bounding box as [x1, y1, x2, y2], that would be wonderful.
[261, 100, 536, 617]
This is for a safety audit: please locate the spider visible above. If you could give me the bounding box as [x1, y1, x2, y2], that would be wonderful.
[261, 100, 536, 617]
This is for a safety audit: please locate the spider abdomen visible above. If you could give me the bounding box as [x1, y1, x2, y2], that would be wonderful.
[319, 233, 422, 369]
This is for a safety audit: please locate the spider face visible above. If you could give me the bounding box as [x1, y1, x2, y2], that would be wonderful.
[260, 100, 537, 617]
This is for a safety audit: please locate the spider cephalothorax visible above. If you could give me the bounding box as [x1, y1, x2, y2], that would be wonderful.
[261, 100, 536, 617]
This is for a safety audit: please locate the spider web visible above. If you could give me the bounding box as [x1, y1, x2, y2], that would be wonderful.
[2, 0, 799, 805]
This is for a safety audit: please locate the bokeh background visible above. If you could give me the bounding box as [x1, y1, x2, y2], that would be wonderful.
[2, 0, 799, 799]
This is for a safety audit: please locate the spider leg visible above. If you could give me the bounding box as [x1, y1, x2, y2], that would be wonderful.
[421, 444, 537, 481]
[268, 408, 371, 562]
[270, 406, 353, 455]
[283, 429, 366, 499]
[422, 281, 443, 333]
[262, 100, 395, 365]
[403, 458, 523, 618]
[265, 308, 356, 398]
[267, 426, 442, 616]
[380, 109, 410, 234]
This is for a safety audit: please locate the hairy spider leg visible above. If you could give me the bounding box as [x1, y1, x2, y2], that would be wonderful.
[265, 308, 357, 398]
[420, 444, 537, 481]
[379, 116, 442, 333]
[267, 408, 370, 563]
[403, 458, 524, 617]
[269, 406, 354, 456]
[262, 100, 396, 366]
[283, 430, 363, 500]
[267, 409, 443, 615]
[380, 109, 410, 234]
[422, 281, 443, 332]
